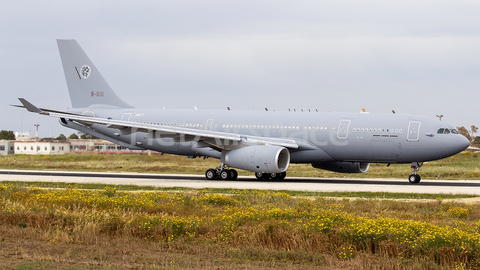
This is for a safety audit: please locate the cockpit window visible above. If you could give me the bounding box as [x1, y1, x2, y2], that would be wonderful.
[437, 128, 459, 134]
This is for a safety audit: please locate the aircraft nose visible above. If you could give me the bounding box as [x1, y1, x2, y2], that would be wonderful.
[457, 135, 471, 152]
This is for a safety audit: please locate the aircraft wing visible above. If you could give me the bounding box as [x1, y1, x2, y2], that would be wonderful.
[16, 99, 299, 150]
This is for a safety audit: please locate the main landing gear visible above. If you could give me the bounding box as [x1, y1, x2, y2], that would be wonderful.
[408, 162, 423, 184]
[205, 164, 238, 180]
[255, 172, 287, 180]
[204, 164, 287, 181]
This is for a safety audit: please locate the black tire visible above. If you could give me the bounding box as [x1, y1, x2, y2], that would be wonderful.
[205, 169, 217, 180]
[255, 172, 266, 180]
[278, 172, 286, 180]
[408, 174, 420, 184]
[415, 174, 421, 183]
[220, 170, 230, 180]
[270, 173, 279, 180]
[229, 169, 238, 180]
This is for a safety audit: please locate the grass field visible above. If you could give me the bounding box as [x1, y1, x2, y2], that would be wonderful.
[1, 183, 480, 269]
[0, 151, 479, 180]
[1, 152, 479, 269]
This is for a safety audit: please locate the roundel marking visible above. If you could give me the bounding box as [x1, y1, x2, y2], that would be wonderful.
[80, 65, 91, 79]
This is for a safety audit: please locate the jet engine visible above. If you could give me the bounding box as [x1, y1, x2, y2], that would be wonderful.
[221, 145, 290, 173]
[312, 162, 370, 173]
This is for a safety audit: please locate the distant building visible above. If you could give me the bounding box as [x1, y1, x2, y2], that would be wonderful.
[14, 141, 70, 155]
[0, 140, 15, 155]
[93, 140, 130, 152]
[69, 139, 96, 152]
[69, 139, 151, 154]
[15, 132, 31, 141]
[1, 134, 154, 155]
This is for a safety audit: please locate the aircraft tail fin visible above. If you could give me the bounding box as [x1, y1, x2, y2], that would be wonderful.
[57, 39, 133, 108]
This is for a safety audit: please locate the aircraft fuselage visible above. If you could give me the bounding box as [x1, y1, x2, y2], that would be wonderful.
[61, 107, 468, 165]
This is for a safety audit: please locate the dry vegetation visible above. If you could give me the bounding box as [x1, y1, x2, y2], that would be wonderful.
[1, 184, 480, 269]
[0, 151, 479, 180]
[0, 152, 479, 269]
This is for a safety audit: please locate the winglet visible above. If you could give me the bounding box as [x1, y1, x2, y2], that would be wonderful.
[18, 98, 48, 115]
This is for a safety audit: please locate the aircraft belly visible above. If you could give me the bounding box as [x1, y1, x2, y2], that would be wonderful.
[370, 139, 396, 160]
[289, 149, 335, 163]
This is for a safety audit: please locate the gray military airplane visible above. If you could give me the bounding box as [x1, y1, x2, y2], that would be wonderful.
[16, 40, 470, 184]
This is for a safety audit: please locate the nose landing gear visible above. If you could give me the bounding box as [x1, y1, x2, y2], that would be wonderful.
[408, 162, 423, 184]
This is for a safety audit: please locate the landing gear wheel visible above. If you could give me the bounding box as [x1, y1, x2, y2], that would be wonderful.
[205, 169, 217, 180]
[409, 162, 423, 184]
[408, 174, 421, 184]
[255, 172, 268, 180]
[220, 170, 230, 180]
[268, 172, 287, 180]
[229, 169, 238, 180]
[254, 172, 286, 180]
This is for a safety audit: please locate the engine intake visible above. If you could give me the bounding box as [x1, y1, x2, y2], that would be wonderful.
[221, 145, 290, 173]
[312, 162, 370, 173]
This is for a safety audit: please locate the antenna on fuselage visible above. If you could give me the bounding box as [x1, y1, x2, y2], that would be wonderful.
[227, 107, 230, 110]
[265, 108, 268, 111]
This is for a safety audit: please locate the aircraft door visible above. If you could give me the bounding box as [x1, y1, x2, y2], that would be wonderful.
[407, 121, 421, 142]
[121, 113, 131, 121]
[205, 119, 213, 131]
[337, 120, 351, 139]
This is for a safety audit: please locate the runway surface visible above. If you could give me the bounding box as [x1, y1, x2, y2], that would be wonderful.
[1, 170, 479, 195]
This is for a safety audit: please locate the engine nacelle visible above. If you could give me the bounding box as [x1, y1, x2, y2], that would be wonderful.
[221, 145, 290, 173]
[312, 162, 370, 173]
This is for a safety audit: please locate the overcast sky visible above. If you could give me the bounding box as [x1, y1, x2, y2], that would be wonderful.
[1, 1, 479, 138]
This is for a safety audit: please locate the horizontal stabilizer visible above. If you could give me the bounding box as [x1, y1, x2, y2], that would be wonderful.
[18, 98, 47, 114]
[14, 98, 87, 117]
